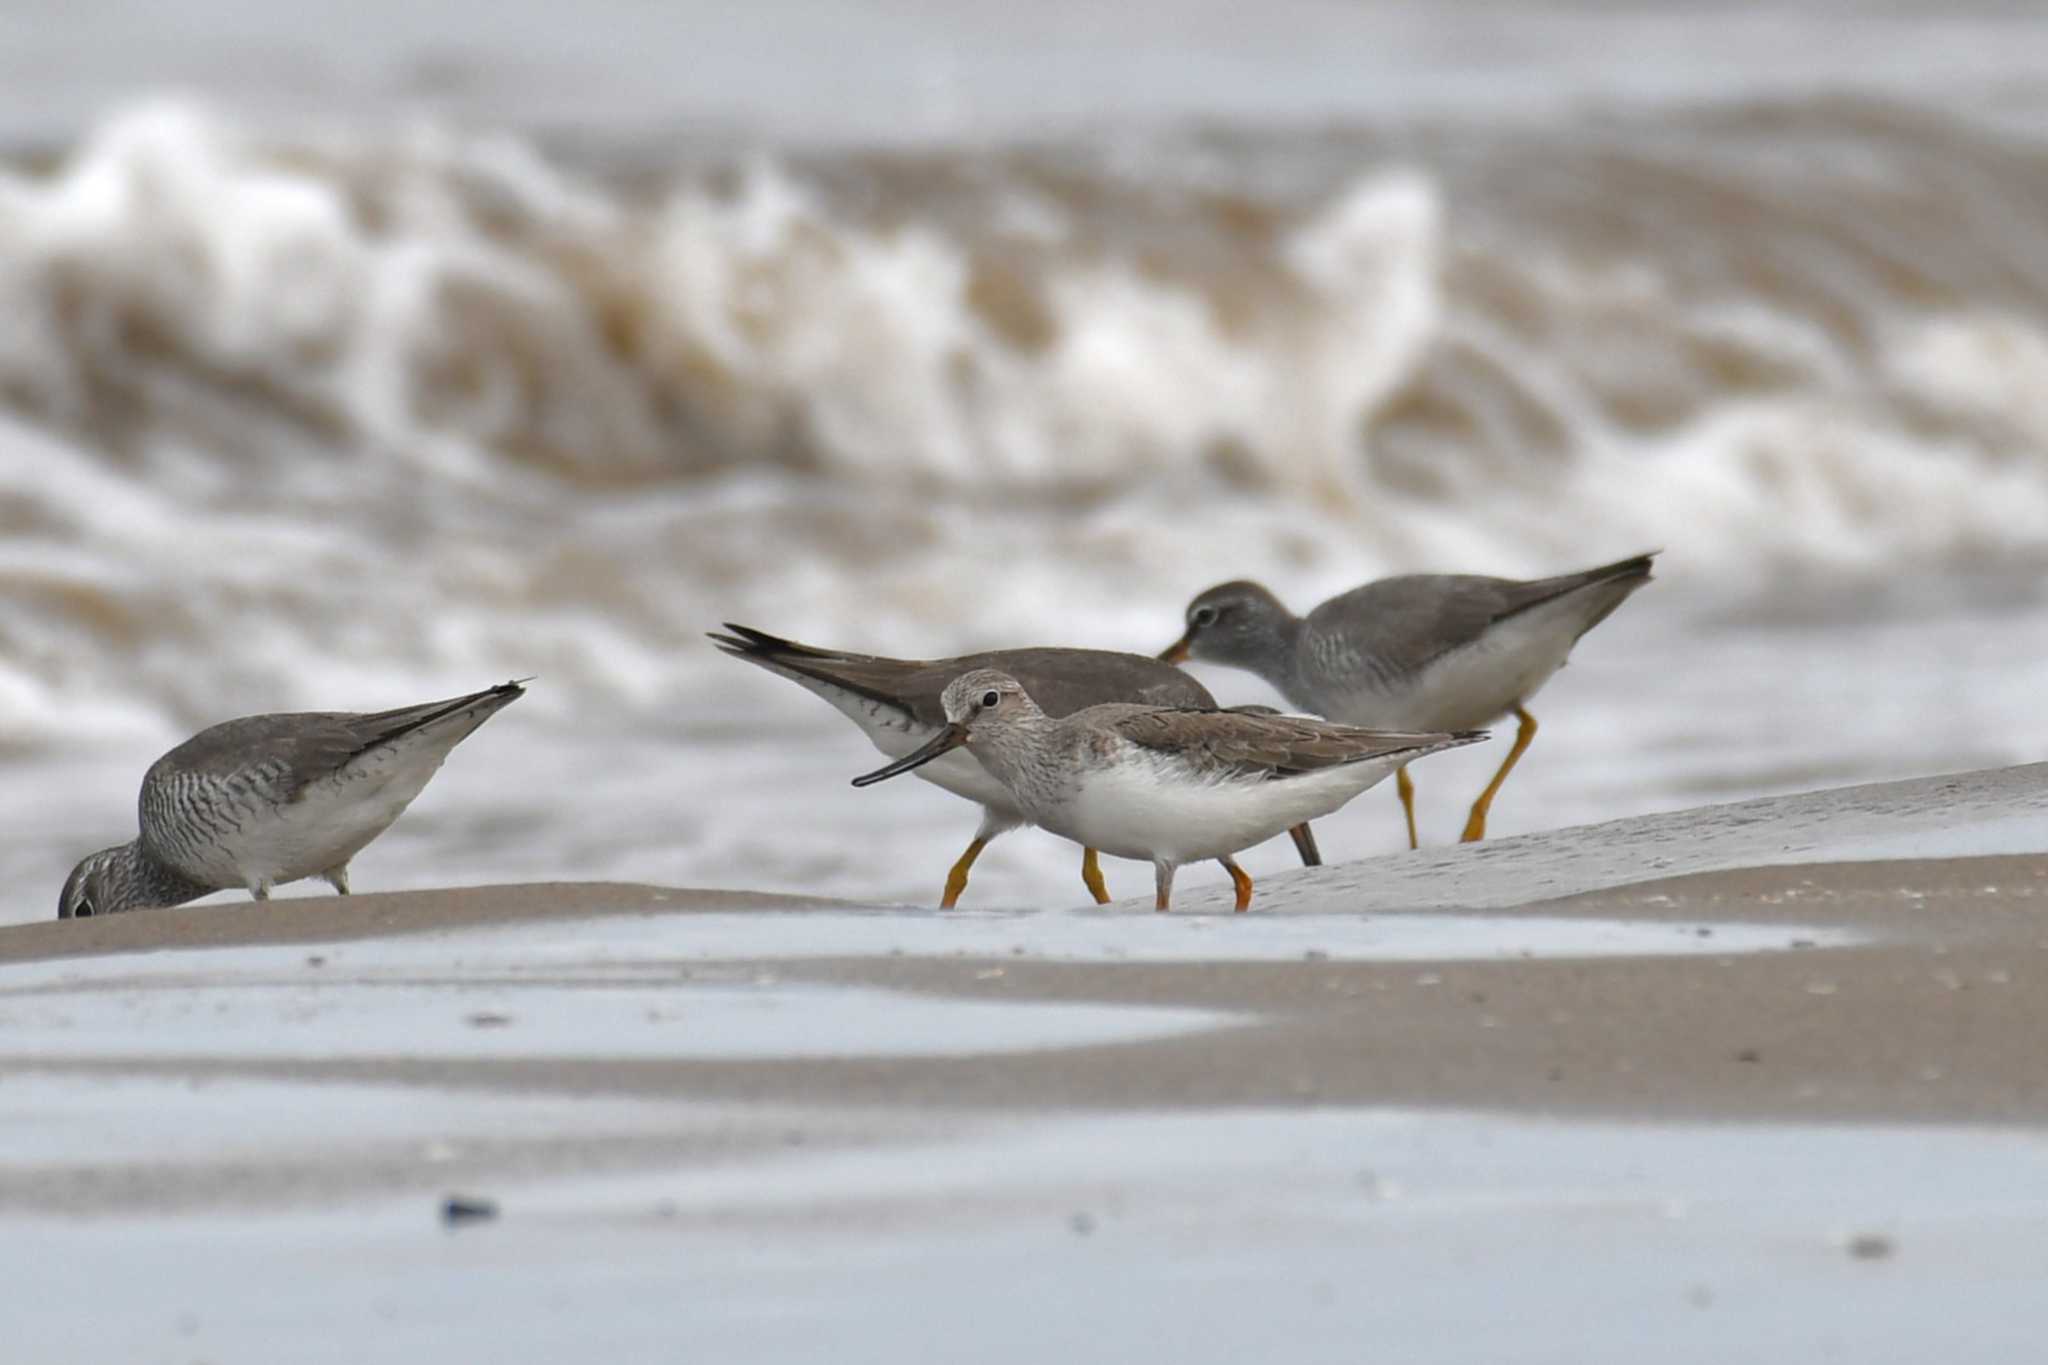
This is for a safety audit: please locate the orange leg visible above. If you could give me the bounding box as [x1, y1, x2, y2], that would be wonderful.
[1395, 766, 1419, 850]
[1217, 856, 1253, 912]
[1287, 822, 1321, 867]
[1153, 862, 1176, 912]
[940, 836, 990, 908]
[1460, 705, 1538, 843]
[1081, 848, 1111, 905]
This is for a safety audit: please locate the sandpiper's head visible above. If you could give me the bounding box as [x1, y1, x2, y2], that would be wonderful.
[936, 668, 1038, 728]
[1160, 581, 1295, 669]
[850, 669, 1040, 788]
[58, 846, 128, 920]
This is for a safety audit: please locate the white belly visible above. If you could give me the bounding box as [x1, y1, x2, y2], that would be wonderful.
[901, 746, 1024, 822]
[778, 672, 1022, 823]
[1034, 752, 1403, 866]
[228, 751, 448, 887]
[1329, 597, 1590, 730]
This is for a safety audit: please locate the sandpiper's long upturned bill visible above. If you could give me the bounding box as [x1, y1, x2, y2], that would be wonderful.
[851, 668, 1483, 911]
[57, 680, 526, 919]
[1160, 552, 1655, 849]
[711, 625, 1322, 907]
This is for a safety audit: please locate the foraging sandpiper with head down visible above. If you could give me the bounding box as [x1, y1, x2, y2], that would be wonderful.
[1161, 553, 1655, 848]
[851, 668, 1482, 911]
[57, 680, 526, 919]
[711, 625, 1320, 907]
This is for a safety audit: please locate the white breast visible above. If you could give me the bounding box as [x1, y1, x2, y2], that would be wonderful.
[229, 746, 452, 887]
[776, 676, 1023, 821]
[1034, 748, 1405, 866]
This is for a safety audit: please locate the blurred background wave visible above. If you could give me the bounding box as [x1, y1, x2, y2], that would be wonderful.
[4, 0, 2046, 918]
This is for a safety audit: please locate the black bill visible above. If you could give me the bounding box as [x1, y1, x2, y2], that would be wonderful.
[851, 723, 971, 788]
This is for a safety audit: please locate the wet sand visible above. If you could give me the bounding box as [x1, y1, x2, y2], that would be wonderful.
[5, 853, 2047, 1129]
[6, 765, 2046, 1363]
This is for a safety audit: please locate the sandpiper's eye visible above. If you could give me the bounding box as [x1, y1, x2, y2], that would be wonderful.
[980, 689, 1001, 709]
[1191, 606, 1219, 628]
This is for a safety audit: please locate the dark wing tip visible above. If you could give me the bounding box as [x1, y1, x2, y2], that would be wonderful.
[1383, 728, 1489, 763]
[710, 623, 840, 663]
[1605, 550, 1660, 581]
[721, 622, 801, 649]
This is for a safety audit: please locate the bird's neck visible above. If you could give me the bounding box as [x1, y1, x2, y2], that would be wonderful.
[105, 841, 213, 913]
[1246, 614, 1314, 709]
[968, 713, 1074, 813]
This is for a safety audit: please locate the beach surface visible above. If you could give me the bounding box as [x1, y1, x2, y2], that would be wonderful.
[7, 764, 2045, 1362]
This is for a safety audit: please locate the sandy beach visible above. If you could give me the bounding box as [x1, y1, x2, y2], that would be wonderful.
[6, 765, 2045, 1361]
[9, 855, 2048, 1129]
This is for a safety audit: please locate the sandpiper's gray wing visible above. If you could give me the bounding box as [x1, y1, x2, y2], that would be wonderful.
[1105, 708, 1484, 780]
[711, 626, 1214, 725]
[977, 648, 1216, 716]
[1307, 552, 1657, 674]
[137, 682, 526, 855]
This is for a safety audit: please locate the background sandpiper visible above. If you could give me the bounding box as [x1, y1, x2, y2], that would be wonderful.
[57, 681, 526, 918]
[1161, 553, 1655, 848]
[851, 668, 1482, 911]
[712, 625, 1320, 907]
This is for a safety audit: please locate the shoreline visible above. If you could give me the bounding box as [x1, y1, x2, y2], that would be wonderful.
[5, 851, 2045, 1129]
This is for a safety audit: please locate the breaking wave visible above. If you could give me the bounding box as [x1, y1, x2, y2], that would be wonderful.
[5, 97, 2048, 741]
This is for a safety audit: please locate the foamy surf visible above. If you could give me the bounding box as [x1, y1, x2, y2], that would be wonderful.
[4, 93, 2048, 913]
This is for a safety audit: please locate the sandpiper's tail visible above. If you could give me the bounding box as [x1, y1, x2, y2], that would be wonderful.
[347, 678, 528, 766]
[709, 623, 922, 720]
[1509, 551, 1658, 641]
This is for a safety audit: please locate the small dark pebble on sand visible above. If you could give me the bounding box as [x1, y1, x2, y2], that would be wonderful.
[1790, 939, 1817, 949]
[465, 1012, 513, 1028]
[1069, 1212, 1096, 1236]
[1847, 1233, 1894, 1260]
[1735, 1049, 1761, 1063]
[305, 955, 325, 967]
[441, 1195, 498, 1227]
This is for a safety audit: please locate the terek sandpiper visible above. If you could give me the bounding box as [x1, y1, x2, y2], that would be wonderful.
[850, 668, 1482, 911]
[711, 625, 1321, 907]
[58, 680, 525, 918]
[1160, 552, 1655, 847]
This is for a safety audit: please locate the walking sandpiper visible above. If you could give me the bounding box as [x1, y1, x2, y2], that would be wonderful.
[711, 625, 1321, 906]
[850, 668, 1481, 911]
[1160, 553, 1655, 847]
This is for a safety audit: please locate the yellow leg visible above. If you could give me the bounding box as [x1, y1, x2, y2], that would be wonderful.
[1461, 705, 1538, 843]
[1081, 848, 1111, 905]
[1395, 766, 1419, 850]
[1218, 856, 1253, 912]
[940, 836, 990, 909]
